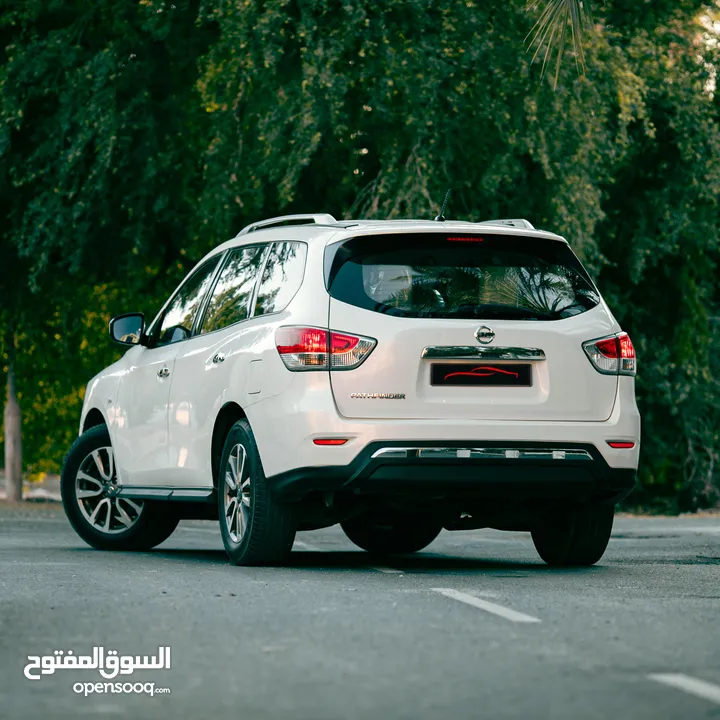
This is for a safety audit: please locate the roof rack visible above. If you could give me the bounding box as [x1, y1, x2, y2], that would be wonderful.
[477, 219, 535, 230]
[237, 213, 338, 236]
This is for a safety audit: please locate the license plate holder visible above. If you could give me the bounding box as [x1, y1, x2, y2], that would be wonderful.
[430, 363, 532, 387]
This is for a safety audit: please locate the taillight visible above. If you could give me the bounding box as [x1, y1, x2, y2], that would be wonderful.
[617, 333, 636, 375]
[276, 327, 376, 371]
[276, 327, 328, 369]
[329, 331, 376, 369]
[582, 332, 636, 376]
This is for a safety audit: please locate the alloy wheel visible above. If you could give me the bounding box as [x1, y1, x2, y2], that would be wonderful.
[75, 447, 143, 534]
[224, 443, 252, 543]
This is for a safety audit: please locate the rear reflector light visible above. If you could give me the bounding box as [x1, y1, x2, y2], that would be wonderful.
[607, 441, 636, 449]
[276, 327, 376, 371]
[582, 332, 636, 376]
[313, 438, 348, 446]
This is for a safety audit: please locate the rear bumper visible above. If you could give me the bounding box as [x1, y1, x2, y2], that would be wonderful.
[247, 373, 641, 479]
[266, 440, 636, 504]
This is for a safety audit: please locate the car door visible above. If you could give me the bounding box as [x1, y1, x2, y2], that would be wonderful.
[167, 244, 269, 488]
[113, 255, 222, 487]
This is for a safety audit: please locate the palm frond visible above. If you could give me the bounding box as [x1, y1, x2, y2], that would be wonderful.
[526, 0, 590, 88]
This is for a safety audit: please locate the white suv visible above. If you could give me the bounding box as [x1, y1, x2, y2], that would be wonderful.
[61, 214, 640, 566]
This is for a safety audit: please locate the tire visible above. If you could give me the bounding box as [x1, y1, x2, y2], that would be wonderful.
[341, 511, 442, 555]
[61, 425, 179, 551]
[531, 503, 615, 567]
[218, 419, 297, 566]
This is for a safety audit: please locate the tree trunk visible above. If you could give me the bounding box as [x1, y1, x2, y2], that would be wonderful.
[4, 337, 22, 503]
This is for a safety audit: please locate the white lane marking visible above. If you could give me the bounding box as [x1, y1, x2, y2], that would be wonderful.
[431, 588, 541, 623]
[287, 538, 405, 573]
[177, 530, 398, 571]
[648, 674, 720, 705]
[0, 561, 78, 566]
[0, 517, 69, 524]
[293, 539, 403, 573]
[179, 529, 331, 558]
[177, 526, 218, 534]
[293, 539, 322, 552]
[615, 526, 720, 536]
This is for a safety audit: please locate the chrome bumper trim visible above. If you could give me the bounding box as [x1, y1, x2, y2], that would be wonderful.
[370, 447, 593, 461]
[421, 346, 546, 361]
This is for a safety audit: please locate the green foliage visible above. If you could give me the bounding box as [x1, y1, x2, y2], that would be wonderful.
[595, 23, 720, 509]
[0, 0, 212, 282]
[1, 0, 718, 508]
[0, 0, 214, 472]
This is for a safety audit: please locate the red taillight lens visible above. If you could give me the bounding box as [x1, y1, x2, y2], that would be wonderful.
[329, 330, 375, 370]
[313, 438, 348, 446]
[330, 333, 360, 353]
[595, 337, 620, 358]
[607, 441, 636, 449]
[617, 332, 636, 375]
[275, 327, 328, 370]
[276, 327, 328, 355]
[276, 327, 376, 371]
[583, 332, 637, 376]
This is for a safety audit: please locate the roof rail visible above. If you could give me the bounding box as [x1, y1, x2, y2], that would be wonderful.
[237, 213, 338, 236]
[477, 219, 535, 230]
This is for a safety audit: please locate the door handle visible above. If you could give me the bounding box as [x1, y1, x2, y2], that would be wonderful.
[212, 352, 226, 364]
[157, 366, 170, 378]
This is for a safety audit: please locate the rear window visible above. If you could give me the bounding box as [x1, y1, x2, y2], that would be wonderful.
[325, 233, 600, 321]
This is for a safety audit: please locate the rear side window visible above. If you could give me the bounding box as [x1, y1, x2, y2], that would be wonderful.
[254, 242, 307, 317]
[200, 245, 266, 334]
[325, 234, 600, 321]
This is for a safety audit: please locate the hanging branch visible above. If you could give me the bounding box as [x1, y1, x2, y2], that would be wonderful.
[526, 0, 590, 87]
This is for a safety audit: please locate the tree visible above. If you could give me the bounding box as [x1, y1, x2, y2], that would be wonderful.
[198, 0, 720, 508]
[526, 0, 711, 85]
[0, 0, 718, 509]
[2, 334, 21, 502]
[0, 0, 213, 497]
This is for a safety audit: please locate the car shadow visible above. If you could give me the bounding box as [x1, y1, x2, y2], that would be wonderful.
[140, 547, 605, 575]
[288, 550, 607, 574]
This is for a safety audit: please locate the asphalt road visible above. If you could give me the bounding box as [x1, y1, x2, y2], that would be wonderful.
[1, 501, 719, 720]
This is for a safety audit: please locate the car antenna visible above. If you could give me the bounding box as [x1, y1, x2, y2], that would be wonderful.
[434, 189, 451, 222]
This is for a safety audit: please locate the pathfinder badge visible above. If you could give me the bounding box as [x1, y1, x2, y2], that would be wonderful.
[350, 393, 406, 399]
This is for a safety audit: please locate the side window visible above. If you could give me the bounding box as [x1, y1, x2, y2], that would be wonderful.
[156, 257, 220, 346]
[254, 242, 308, 317]
[200, 245, 266, 334]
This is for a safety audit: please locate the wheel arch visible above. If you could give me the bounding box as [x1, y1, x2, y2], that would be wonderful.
[211, 402, 248, 489]
[82, 407, 107, 433]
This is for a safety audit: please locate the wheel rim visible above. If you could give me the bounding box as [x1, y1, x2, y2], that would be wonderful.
[75, 446, 143, 534]
[223, 443, 252, 544]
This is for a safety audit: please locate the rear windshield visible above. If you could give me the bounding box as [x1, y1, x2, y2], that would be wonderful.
[325, 233, 600, 321]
